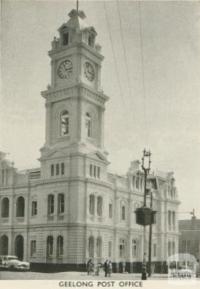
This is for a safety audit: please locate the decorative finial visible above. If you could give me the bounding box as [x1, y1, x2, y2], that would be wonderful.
[76, 0, 79, 12]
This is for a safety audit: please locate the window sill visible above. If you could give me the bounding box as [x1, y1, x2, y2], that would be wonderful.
[1, 217, 9, 223]
[16, 217, 25, 222]
[58, 215, 64, 220]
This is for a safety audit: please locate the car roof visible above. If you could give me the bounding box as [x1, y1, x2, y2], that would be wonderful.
[0, 255, 18, 258]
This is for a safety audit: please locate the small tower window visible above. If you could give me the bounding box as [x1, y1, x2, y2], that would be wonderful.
[88, 34, 94, 47]
[61, 111, 69, 136]
[86, 113, 92, 137]
[63, 32, 69, 46]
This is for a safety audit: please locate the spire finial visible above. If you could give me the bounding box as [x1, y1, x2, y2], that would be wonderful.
[76, 0, 79, 13]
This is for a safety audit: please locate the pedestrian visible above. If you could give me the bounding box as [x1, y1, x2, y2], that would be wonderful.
[104, 259, 108, 277]
[87, 259, 93, 275]
[107, 260, 112, 277]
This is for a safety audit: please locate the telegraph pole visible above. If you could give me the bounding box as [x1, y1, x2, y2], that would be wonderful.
[148, 191, 153, 276]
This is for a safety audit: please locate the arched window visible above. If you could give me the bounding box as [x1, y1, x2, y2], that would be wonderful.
[89, 194, 95, 215]
[109, 203, 113, 218]
[168, 211, 171, 230]
[136, 177, 139, 189]
[57, 235, 64, 257]
[0, 235, 8, 255]
[168, 241, 171, 257]
[88, 236, 94, 258]
[61, 110, 69, 136]
[86, 113, 92, 137]
[172, 241, 175, 255]
[96, 237, 102, 258]
[88, 34, 94, 47]
[97, 196, 103, 217]
[58, 194, 64, 214]
[1, 197, 9, 217]
[47, 236, 53, 257]
[108, 241, 112, 258]
[121, 205, 126, 220]
[48, 195, 54, 215]
[63, 32, 69, 46]
[16, 196, 25, 217]
[172, 211, 175, 230]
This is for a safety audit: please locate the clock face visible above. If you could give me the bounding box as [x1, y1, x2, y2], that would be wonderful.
[84, 62, 95, 82]
[57, 60, 73, 79]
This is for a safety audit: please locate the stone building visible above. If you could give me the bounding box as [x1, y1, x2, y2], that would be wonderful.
[179, 216, 200, 261]
[0, 8, 180, 272]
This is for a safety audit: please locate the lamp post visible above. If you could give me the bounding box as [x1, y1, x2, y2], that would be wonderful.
[141, 149, 151, 280]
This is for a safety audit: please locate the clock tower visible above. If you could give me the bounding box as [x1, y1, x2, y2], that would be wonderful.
[40, 8, 109, 178]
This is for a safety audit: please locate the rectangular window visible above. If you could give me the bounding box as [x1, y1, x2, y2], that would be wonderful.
[30, 240, 36, 257]
[97, 167, 100, 179]
[136, 177, 139, 189]
[109, 203, 113, 218]
[168, 211, 171, 230]
[48, 195, 54, 215]
[51, 164, 54, 176]
[132, 176, 135, 188]
[132, 240, 137, 258]
[94, 166, 96, 178]
[119, 239, 125, 258]
[108, 241, 112, 258]
[58, 194, 64, 214]
[89, 164, 93, 177]
[153, 244, 157, 257]
[89, 195, 95, 215]
[61, 163, 65, 175]
[56, 164, 59, 175]
[31, 201, 37, 216]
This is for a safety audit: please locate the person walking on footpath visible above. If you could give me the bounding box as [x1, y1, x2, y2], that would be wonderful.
[107, 260, 112, 277]
[87, 259, 93, 275]
[104, 259, 109, 277]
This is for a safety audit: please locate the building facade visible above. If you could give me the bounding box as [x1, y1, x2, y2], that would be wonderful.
[179, 216, 200, 261]
[0, 9, 180, 272]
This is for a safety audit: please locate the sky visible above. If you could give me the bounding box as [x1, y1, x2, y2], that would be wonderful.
[0, 0, 200, 219]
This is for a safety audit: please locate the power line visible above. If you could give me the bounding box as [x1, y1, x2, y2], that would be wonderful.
[103, 1, 127, 110]
[116, 0, 132, 103]
[138, 1, 148, 146]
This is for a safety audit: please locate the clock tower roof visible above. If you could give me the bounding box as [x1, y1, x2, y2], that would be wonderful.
[58, 9, 97, 36]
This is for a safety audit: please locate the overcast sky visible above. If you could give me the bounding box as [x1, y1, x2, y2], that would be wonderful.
[1, 0, 200, 219]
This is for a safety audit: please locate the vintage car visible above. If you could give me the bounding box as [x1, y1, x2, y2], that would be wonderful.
[0, 255, 30, 271]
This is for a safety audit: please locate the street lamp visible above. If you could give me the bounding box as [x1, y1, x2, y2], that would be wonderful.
[141, 149, 151, 280]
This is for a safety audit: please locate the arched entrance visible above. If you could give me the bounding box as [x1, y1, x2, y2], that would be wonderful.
[0, 235, 8, 255]
[15, 235, 24, 260]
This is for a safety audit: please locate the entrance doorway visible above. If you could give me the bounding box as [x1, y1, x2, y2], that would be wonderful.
[15, 235, 24, 260]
